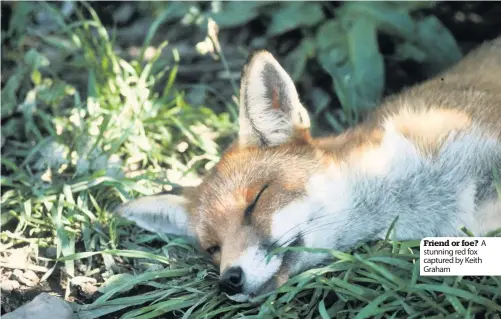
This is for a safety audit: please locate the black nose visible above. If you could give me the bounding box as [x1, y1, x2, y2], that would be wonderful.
[219, 266, 244, 294]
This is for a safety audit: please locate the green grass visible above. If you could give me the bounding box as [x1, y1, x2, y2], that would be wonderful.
[2, 2, 501, 319]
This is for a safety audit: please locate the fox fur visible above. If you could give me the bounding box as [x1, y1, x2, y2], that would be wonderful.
[117, 37, 501, 302]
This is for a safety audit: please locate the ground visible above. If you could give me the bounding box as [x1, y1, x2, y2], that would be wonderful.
[1, 1, 501, 319]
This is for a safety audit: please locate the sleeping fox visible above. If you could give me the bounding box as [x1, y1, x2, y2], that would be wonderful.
[117, 37, 501, 302]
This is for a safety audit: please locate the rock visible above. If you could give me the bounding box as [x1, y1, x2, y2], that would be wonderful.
[0, 279, 20, 292]
[22, 270, 40, 285]
[10, 269, 38, 287]
[70, 276, 98, 299]
[2, 293, 74, 319]
[79, 282, 98, 299]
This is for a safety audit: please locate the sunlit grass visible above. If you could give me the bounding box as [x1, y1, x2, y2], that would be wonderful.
[1, 0, 235, 300]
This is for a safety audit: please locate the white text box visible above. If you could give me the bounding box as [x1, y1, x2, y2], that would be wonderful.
[420, 237, 501, 276]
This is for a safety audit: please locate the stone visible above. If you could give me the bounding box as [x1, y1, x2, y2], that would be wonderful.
[22, 270, 39, 285]
[2, 293, 75, 319]
[70, 276, 98, 299]
[0, 279, 20, 292]
[10, 269, 37, 287]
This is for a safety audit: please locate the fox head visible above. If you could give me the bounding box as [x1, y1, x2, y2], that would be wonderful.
[117, 51, 332, 301]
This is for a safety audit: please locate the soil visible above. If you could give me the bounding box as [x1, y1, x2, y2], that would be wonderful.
[1, 1, 500, 317]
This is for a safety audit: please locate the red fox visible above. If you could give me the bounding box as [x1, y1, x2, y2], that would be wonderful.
[117, 37, 501, 302]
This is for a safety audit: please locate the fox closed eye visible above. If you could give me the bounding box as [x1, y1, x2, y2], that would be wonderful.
[206, 246, 220, 255]
[244, 184, 269, 217]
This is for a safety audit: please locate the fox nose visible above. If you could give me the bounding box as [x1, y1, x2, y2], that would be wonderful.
[219, 266, 244, 293]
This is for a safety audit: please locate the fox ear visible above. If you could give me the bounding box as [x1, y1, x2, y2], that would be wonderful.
[115, 194, 194, 238]
[238, 50, 311, 148]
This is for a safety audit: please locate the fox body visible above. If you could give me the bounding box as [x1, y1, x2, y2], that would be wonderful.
[118, 38, 501, 302]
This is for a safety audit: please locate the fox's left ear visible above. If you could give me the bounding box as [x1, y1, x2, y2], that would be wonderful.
[115, 194, 194, 238]
[238, 50, 311, 148]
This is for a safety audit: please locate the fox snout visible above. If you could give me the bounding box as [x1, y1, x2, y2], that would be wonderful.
[218, 266, 244, 294]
